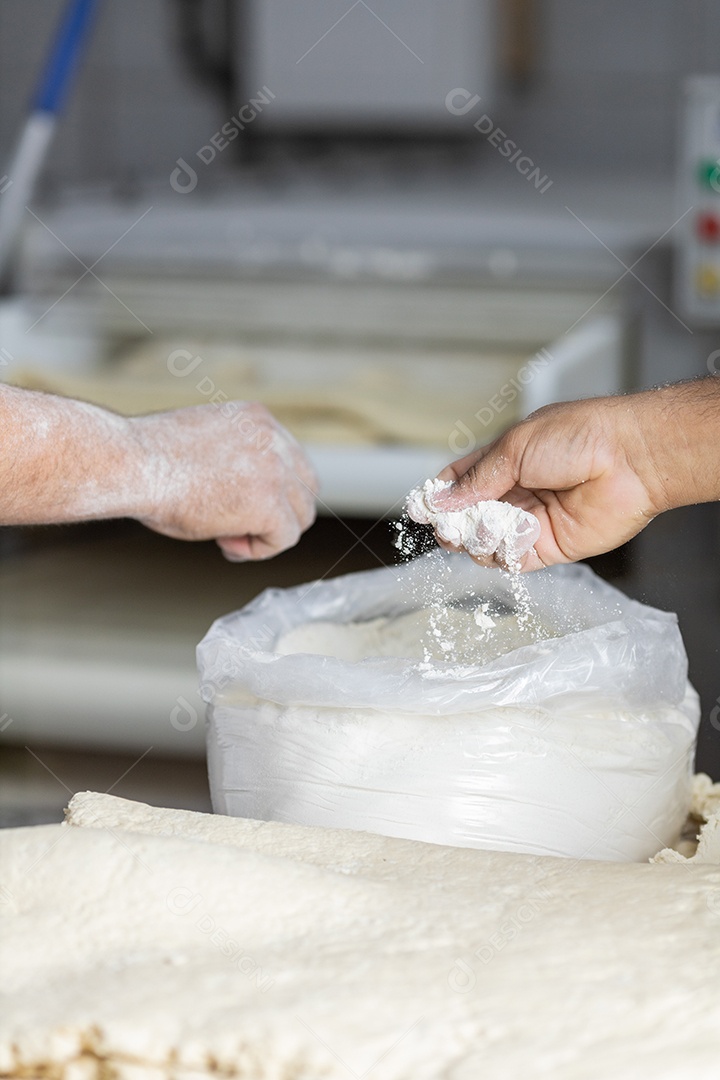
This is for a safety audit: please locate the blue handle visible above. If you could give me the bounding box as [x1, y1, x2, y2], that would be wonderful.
[33, 0, 100, 114]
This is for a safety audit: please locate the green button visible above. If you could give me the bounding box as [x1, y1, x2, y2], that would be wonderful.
[698, 159, 720, 191]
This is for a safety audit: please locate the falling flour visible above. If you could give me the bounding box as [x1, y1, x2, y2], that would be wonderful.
[392, 479, 544, 660]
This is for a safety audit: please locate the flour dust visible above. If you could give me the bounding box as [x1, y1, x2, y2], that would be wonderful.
[391, 485, 546, 670]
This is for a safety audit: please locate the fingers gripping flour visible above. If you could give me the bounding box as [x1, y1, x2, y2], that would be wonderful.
[405, 479, 541, 567]
[399, 479, 543, 648]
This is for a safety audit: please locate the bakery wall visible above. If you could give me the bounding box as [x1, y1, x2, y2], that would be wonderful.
[1, 1, 720, 187]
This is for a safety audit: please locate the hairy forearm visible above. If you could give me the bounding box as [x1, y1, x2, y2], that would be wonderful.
[632, 376, 720, 512]
[0, 384, 151, 525]
[1, 385, 317, 557]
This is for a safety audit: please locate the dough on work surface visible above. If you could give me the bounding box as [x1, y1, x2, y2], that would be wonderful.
[13, 339, 527, 448]
[652, 773, 720, 864]
[1, 793, 719, 1080]
[691, 771, 720, 820]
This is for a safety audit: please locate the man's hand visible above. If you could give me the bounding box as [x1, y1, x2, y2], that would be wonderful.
[132, 402, 318, 560]
[1, 385, 318, 560]
[431, 382, 720, 571]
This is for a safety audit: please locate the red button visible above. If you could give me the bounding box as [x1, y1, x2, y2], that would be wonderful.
[696, 212, 720, 242]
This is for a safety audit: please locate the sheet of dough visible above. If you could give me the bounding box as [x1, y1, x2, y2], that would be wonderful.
[11, 338, 528, 448]
[652, 773, 720, 865]
[1, 791, 719, 1079]
[65, 781, 720, 869]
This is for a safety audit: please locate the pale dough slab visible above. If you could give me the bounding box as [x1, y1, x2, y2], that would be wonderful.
[0, 791, 719, 1079]
[12, 339, 527, 448]
[652, 773, 720, 865]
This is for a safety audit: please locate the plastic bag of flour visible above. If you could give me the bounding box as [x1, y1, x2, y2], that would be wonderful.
[198, 551, 699, 861]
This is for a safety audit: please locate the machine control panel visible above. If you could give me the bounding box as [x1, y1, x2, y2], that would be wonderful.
[676, 77, 720, 324]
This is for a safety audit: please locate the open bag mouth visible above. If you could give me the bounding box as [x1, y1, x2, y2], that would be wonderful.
[197, 550, 692, 716]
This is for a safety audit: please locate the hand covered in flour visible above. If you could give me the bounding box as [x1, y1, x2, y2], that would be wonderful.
[0, 384, 318, 560]
[132, 402, 318, 559]
[430, 380, 720, 570]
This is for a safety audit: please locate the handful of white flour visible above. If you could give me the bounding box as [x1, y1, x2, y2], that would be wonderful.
[406, 478, 540, 567]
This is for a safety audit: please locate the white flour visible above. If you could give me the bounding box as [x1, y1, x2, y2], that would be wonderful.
[405, 478, 540, 568]
[203, 552, 699, 862]
[220, 606, 697, 860]
[277, 605, 553, 668]
[396, 479, 543, 652]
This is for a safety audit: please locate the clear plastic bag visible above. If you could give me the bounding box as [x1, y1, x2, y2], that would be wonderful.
[198, 552, 699, 861]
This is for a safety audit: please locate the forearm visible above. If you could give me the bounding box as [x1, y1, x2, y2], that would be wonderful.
[0, 384, 151, 525]
[1, 386, 317, 557]
[632, 377, 720, 511]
